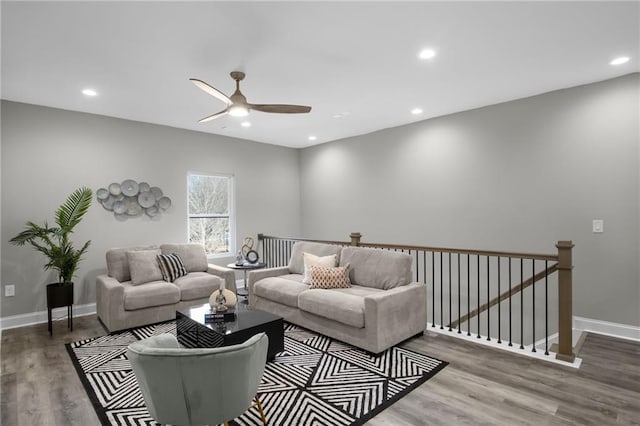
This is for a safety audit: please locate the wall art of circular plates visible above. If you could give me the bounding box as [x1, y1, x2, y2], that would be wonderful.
[97, 179, 172, 220]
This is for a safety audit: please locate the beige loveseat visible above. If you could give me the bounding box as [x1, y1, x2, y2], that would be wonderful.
[248, 241, 427, 353]
[96, 243, 236, 332]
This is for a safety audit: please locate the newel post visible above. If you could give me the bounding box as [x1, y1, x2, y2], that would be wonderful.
[350, 232, 362, 246]
[556, 240, 575, 362]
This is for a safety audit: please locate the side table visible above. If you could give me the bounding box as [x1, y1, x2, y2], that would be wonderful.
[226, 262, 267, 301]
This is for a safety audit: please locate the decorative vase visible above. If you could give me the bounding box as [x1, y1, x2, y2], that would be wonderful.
[209, 287, 238, 310]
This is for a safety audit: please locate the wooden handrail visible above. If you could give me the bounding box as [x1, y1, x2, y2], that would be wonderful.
[447, 263, 559, 329]
[258, 233, 559, 261]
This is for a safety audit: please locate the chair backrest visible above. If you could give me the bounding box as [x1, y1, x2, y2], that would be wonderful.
[127, 332, 268, 426]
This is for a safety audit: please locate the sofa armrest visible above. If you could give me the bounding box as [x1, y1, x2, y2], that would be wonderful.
[363, 282, 427, 348]
[96, 274, 125, 329]
[207, 264, 237, 293]
[247, 267, 290, 302]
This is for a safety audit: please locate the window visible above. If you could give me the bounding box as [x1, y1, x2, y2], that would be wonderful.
[187, 173, 234, 256]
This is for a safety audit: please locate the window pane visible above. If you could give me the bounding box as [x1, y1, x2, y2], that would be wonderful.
[188, 175, 229, 215]
[188, 217, 230, 255]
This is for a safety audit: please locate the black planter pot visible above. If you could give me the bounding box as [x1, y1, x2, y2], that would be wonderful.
[46, 282, 73, 336]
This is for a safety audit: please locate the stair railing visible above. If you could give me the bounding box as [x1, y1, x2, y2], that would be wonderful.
[257, 233, 574, 362]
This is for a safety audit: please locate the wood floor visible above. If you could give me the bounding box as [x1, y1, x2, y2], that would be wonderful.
[1, 314, 639, 425]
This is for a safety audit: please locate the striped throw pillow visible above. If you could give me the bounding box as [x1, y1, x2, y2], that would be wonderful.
[309, 264, 351, 289]
[157, 253, 187, 282]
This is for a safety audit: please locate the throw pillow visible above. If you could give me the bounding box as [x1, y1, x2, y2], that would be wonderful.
[157, 253, 187, 283]
[309, 264, 351, 289]
[302, 252, 337, 284]
[127, 249, 163, 285]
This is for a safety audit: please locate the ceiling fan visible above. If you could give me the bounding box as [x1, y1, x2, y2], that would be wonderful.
[190, 71, 312, 123]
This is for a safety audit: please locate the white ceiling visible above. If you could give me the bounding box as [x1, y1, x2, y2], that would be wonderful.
[2, 1, 638, 148]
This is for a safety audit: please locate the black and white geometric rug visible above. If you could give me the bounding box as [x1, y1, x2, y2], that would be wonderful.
[66, 321, 447, 425]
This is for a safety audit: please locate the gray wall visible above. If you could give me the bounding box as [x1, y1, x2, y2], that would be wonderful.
[1, 101, 301, 317]
[300, 73, 640, 327]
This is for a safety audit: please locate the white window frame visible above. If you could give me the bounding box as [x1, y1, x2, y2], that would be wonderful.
[187, 172, 236, 259]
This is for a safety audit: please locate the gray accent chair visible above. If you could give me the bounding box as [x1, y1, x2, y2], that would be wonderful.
[248, 242, 427, 354]
[96, 243, 236, 332]
[127, 332, 268, 426]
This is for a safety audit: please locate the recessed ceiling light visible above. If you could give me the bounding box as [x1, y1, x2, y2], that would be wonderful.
[610, 56, 630, 66]
[411, 108, 423, 115]
[82, 88, 97, 96]
[308, 136, 317, 141]
[240, 121, 251, 128]
[418, 49, 436, 60]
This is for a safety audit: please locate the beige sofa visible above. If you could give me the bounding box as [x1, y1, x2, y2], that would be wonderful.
[96, 243, 236, 332]
[248, 241, 427, 353]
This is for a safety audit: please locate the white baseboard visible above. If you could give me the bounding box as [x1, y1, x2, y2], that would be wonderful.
[573, 316, 640, 342]
[0, 303, 96, 330]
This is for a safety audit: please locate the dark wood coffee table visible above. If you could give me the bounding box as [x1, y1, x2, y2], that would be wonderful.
[176, 303, 284, 360]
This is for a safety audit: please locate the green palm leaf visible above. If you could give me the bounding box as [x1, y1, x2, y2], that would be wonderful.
[56, 187, 93, 232]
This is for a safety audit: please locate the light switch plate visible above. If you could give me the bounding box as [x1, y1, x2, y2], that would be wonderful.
[592, 219, 604, 233]
[5, 285, 15, 297]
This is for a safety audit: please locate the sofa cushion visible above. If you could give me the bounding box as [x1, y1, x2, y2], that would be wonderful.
[157, 253, 188, 282]
[288, 242, 343, 275]
[339, 247, 412, 290]
[298, 289, 365, 328]
[174, 272, 223, 301]
[309, 264, 351, 289]
[302, 252, 338, 284]
[123, 281, 181, 311]
[254, 276, 308, 308]
[160, 243, 207, 273]
[106, 245, 158, 282]
[127, 249, 163, 285]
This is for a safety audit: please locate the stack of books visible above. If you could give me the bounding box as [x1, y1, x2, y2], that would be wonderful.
[204, 308, 236, 323]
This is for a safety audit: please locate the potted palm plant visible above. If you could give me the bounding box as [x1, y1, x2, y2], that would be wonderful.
[9, 186, 93, 334]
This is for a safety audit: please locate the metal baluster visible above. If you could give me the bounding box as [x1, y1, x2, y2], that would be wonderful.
[448, 252, 452, 332]
[467, 254, 471, 336]
[497, 256, 502, 344]
[520, 258, 524, 350]
[532, 259, 536, 352]
[509, 258, 513, 347]
[457, 253, 461, 334]
[415, 250, 419, 282]
[440, 252, 444, 329]
[477, 255, 480, 338]
[486, 256, 491, 341]
[545, 260, 549, 355]
[432, 251, 435, 327]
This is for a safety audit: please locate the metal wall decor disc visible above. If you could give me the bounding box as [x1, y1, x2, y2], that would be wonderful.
[158, 196, 172, 210]
[138, 192, 156, 208]
[139, 182, 151, 192]
[108, 183, 121, 196]
[102, 195, 116, 210]
[96, 188, 109, 200]
[127, 203, 143, 216]
[121, 179, 139, 196]
[113, 201, 127, 214]
[146, 206, 159, 217]
[150, 187, 163, 200]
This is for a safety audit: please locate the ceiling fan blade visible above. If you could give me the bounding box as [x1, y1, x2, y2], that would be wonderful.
[198, 109, 228, 123]
[249, 104, 312, 114]
[190, 78, 232, 105]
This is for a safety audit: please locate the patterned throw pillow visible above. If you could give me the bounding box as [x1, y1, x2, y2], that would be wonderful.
[156, 253, 187, 283]
[308, 264, 351, 289]
[302, 252, 338, 284]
